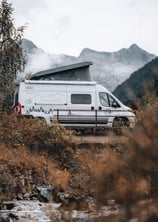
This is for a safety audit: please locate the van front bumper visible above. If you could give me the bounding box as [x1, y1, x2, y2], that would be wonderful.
[129, 117, 136, 128]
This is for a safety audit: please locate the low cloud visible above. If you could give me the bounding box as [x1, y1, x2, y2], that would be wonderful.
[17, 49, 66, 81]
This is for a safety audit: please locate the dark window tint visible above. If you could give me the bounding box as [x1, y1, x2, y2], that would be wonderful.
[71, 94, 91, 104]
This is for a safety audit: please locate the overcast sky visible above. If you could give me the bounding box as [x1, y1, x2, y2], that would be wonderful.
[8, 0, 158, 56]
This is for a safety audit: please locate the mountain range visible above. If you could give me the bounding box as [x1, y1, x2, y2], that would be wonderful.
[21, 39, 156, 93]
[78, 45, 156, 91]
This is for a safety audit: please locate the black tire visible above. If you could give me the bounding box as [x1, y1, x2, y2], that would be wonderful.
[113, 117, 129, 135]
[113, 117, 129, 128]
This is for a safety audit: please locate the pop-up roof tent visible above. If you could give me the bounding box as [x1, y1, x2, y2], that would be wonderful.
[30, 61, 93, 81]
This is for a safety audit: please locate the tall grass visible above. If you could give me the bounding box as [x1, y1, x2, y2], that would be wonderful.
[76, 93, 158, 220]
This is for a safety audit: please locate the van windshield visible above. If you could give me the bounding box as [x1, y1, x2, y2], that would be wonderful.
[99, 92, 120, 108]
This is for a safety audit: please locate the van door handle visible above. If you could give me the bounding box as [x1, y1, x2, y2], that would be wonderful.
[91, 106, 94, 110]
[64, 103, 67, 105]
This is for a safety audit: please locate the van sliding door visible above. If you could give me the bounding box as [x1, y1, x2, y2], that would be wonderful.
[65, 92, 96, 126]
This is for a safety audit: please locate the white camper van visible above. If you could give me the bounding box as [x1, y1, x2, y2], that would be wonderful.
[14, 80, 135, 128]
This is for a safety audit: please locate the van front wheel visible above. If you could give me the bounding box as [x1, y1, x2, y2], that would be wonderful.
[112, 117, 129, 135]
[113, 117, 129, 128]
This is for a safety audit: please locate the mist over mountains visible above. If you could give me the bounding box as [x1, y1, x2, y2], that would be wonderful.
[21, 39, 156, 92]
[78, 45, 156, 91]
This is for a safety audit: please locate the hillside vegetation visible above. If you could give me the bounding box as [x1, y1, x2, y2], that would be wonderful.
[113, 57, 158, 107]
[0, 94, 158, 221]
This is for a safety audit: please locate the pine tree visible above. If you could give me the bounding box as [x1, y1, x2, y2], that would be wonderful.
[0, 0, 25, 112]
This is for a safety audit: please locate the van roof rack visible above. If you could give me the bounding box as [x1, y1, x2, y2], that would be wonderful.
[30, 61, 93, 80]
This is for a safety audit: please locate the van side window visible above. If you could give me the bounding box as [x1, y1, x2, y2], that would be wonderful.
[99, 92, 120, 108]
[71, 94, 91, 104]
[108, 94, 120, 108]
[99, 92, 109, 107]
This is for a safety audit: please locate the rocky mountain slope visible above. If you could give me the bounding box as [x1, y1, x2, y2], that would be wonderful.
[21, 39, 156, 91]
[78, 44, 156, 91]
[113, 57, 158, 107]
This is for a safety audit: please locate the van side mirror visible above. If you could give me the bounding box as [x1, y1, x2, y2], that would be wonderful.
[112, 101, 119, 108]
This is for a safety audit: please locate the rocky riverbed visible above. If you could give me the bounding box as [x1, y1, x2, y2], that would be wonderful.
[0, 199, 119, 221]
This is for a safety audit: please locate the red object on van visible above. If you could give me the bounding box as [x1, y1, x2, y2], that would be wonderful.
[17, 102, 22, 115]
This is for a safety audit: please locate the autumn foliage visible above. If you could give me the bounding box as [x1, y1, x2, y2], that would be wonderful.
[0, 93, 158, 221]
